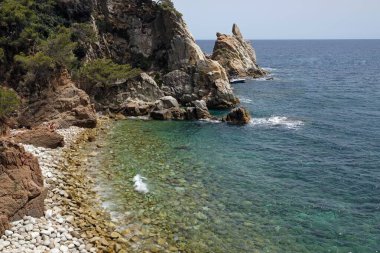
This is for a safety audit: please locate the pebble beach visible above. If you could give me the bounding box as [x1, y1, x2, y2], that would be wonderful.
[0, 123, 127, 253]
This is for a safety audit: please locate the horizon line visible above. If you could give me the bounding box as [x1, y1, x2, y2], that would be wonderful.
[196, 38, 380, 41]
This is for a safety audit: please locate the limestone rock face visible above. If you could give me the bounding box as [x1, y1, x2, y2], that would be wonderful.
[0, 140, 47, 236]
[82, 72, 164, 112]
[212, 24, 266, 78]
[11, 128, 65, 149]
[90, 0, 238, 109]
[223, 107, 251, 125]
[18, 71, 97, 129]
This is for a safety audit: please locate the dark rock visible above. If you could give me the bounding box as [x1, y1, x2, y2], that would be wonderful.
[150, 110, 172, 120]
[0, 140, 47, 236]
[192, 100, 212, 119]
[123, 101, 153, 116]
[11, 127, 65, 149]
[223, 107, 251, 125]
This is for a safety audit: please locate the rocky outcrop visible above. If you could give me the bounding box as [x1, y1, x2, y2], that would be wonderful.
[223, 107, 251, 125]
[11, 128, 65, 149]
[18, 71, 97, 129]
[212, 24, 266, 78]
[88, 0, 238, 109]
[0, 140, 47, 235]
[82, 72, 164, 113]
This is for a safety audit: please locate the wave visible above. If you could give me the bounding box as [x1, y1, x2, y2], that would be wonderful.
[199, 118, 221, 124]
[239, 97, 253, 104]
[133, 174, 149, 194]
[262, 67, 277, 72]
[250, 116, 304, 129]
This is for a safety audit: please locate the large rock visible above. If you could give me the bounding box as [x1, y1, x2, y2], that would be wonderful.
[192, 100, 212, 119]
[11, 127, 65, 149]
[212, 24, 266, 78]
[88, 0, 238, 109]
[82, 72, 164, 113]
[18, 70, 97, 129]
[223, 107, 251, 125]
[0, 140, 47, 235]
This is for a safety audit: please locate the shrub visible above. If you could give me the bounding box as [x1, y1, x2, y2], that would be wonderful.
[158, 0, 182, 18]
[15, 52, 55, 76]
[78, 58, 141, 88]
[0, 86, 19, 135]
[0, 86, 19, 117]
[0, 0, 57, 53]
[38, 27, 78, 69]
[0, 48, 5, 63]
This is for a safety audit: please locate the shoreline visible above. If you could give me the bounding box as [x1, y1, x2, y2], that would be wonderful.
[1, 117, 128, 253]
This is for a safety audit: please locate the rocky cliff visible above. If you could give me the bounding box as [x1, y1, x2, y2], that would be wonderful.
[0, 140, 47, 235]
[17, 70, 97, 129]
[86, 0, 239, 110]
[1, 0, 245, 126]
[212, 24, 266, 78]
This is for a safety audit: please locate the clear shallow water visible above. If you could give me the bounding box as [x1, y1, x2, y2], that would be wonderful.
[95, 40, 380, 252]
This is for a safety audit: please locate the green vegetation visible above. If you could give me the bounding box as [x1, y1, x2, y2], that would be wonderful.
[39, 27, 78, 69]
[0, 48, 5, 63]
[0, 0, 58, 54]
[158, 0, 182, 18]
[0, 86, 19, 135]
[0, 86, 19, 118]
[78, 59, 141, 88]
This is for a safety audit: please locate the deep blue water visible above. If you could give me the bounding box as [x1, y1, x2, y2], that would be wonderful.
[95, 40, 380, 252]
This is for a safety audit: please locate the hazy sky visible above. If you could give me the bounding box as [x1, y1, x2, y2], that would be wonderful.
[172, 0, 380, 40]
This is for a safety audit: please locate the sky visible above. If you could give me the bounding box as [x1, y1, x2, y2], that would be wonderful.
[172, 0, 380, 40]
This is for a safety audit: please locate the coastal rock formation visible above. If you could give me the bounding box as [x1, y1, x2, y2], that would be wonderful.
[88, 0, 238, 109]
[223, 107, 251, 125]
[0, 140, 47, 236]
[18, 71, 97, 129]
[212, 24, 266, 78]
[11, 128, 65, 149]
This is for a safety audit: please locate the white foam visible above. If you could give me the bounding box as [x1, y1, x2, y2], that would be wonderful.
[199, 118, 221, 124]
[250, 116, 304, 129]
[133, 174, 149, 194]
[262, 67, 277, 72]
[239, 97, 253, 104]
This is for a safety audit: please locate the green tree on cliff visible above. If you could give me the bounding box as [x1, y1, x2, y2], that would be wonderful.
[0, 87, 20, 135]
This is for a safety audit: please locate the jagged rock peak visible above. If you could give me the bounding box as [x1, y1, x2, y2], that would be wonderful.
[232, 23, 243, 39]
[212, 24, 267, 78]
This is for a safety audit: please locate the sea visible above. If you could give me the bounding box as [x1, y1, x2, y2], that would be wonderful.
[88, 40, 380, 252]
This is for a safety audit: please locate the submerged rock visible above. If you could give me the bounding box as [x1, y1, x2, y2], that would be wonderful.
[223, 107, 251, 125]
[212, 24, 266, 78]
[0, 140, 47, 236]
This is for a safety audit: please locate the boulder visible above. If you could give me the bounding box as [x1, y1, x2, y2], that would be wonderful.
[212, 24, 266, 78]
[223, 107, 251, 125]
[160, 96, 179, 109]
[123, 100, 153, 116]
[11, 128, 65, 149]
[192, 100, 212, 119]
[150, 110, 173, 120]
[0, 140, 47, 236]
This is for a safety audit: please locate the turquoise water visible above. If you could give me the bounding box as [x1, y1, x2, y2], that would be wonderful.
[95, 40, 380, 252]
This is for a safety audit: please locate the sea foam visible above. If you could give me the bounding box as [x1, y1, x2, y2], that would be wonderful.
[250, 116, 304, 129]
[133, 174, 149, 194]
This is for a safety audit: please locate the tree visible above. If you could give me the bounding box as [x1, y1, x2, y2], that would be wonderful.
[77, 58, 141, 90]
[0, 86, 20, 135]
